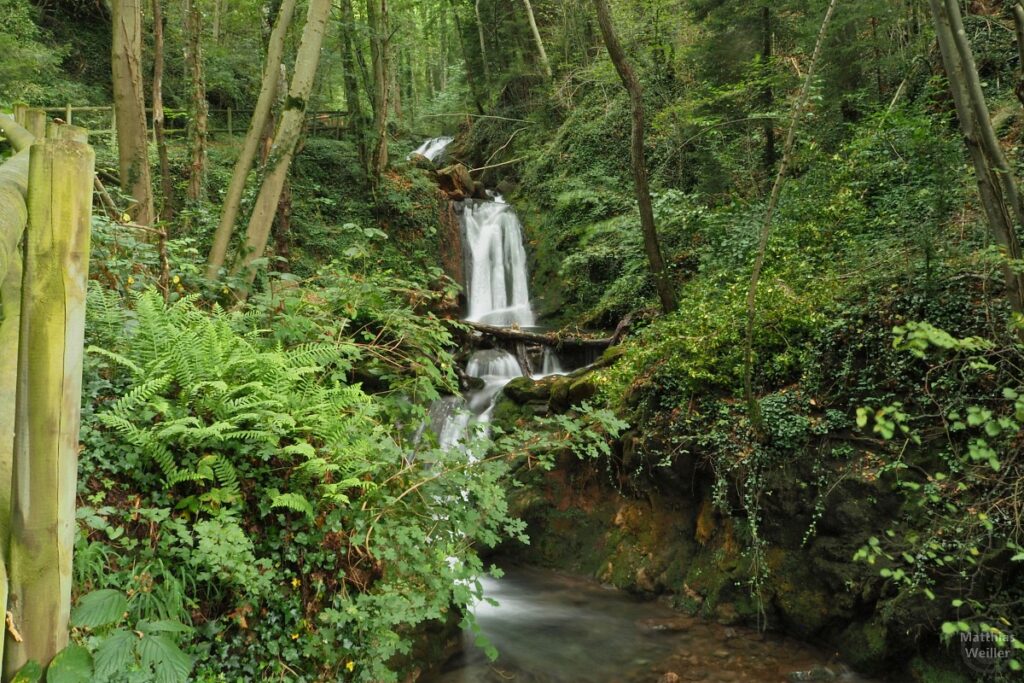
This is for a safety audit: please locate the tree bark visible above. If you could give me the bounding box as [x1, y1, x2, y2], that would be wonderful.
[339, 0, 368, 167]
[523, 0, 552, 78]
[233, 0, 332, 286]
[465, 321, 615, 349]
[184, 0, 209, 204]
[591, 0, 677, 314]
[761, 5, 776, 174]
[367, 0, 391, 183]
[206, 0, 297, 279]
[929, 0, 1024, 313]
[475, 0, 490, 80]
[1014, 2, 1024, 107]
[152, 0, 174, 221]
[111, 0, 155, 225]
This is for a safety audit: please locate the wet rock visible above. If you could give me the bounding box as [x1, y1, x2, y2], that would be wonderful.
[787, 667, 837, 682]
[496, 179, 518, 196]
[715, 602, 740, 626]
[713, 649, 730, 658]
[637, 617, 693, 633]
[472, 180, 489, 200]
[657, 674, 681, 683]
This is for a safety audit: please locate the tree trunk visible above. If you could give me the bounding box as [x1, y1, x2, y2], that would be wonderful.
[929, 0, 1024, 312]
[1014, 2, 1024, 107]
[339, 0, 368, 168]
[206, 0, 297, 280]
[367, 0, 391, 183]
[273, 178, 292, 273]
[591, 0, 676, 314]
[4, 134, 94, 677]
[475, 0, 490, 80]
[233, 0, 332, 286]
[761, 5, 776, 174]
[111, 0, 155, 225]
[523, 0, 552, 78]
[184, 0, 209, 204]
[152, 0, 174, 221]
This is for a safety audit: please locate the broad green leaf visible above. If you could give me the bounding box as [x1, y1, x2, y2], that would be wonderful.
[138, 634, 193, 683]
[71, 589, 128, 629]
[94, 629, 138, 678]
[47, 645, 93, 683]
[11, 661, 42, 683]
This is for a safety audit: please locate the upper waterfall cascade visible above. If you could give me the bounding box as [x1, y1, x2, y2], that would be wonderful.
[460, 197, 536, 329]
[409, 136, 454, 163]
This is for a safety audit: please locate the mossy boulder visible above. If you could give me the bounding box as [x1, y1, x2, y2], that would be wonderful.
[835, 619, 889, 674]
[503, 376, 552, 404]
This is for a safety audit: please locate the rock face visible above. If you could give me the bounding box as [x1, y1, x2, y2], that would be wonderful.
[494, 423, 967, 681]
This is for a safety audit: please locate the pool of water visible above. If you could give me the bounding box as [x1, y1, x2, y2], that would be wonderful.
[429, 566, 877, 683]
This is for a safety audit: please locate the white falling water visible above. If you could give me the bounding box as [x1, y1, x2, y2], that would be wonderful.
[540, 348, 566, 377]
[465, 349, 524, 419]
[461, 198, 536, 328]
[409, 136, 454, 163]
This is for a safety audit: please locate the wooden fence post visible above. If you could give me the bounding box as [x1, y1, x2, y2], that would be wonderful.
[64, 104, 72, 127]
[22, 110, 45, 141]
[227, 107, 233, 137]
[12, 105, 27, 127]
[3, 133, 94, 676]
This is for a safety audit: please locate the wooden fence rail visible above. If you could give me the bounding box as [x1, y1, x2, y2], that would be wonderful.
[34, 104, 348, 139]
[0, 108, 95, 676]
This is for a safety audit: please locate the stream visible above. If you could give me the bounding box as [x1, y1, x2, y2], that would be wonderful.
[417, 138, 878, 683]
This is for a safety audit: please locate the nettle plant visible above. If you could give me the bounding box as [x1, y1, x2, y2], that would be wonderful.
[854, 321, 1024, 675]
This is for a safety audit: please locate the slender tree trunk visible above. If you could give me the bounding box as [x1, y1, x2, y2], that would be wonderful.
[367, 0, 391, 183]
[152, 0, 174, 221]
[591, 0, 676, 314]
[523, 0, 552, 78]
[475, 0, 490, 80]
[233, 0, 332, 286]
[929, 0, 1024, 312]
[213, 0, 222, 42]
[111, 0, 155, 225]
[206, 0, 297, 279]
[743, 0, 839, 433]
[450, 0, 486, 114]
[184, 0, 209, 204]
[761, 5, 776, 174]
[1014, 2, 1024, 107]
[273, 179, 292, 273]
[339, 0, 368, 168]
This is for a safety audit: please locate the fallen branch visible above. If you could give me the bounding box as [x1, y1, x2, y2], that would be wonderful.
[468, 157, 525, 175]
[464, 321, 614, 349]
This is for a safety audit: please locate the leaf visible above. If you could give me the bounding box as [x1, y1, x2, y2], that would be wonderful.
[941, 622, 957, 637]
[93, 629, 138, 678]
[138, 634, 193, 683]
[47, 645, 94, 683]
[10, 661, 42, 683]
[270, 491, 315, 519]
[137, 620, 193, 635]
[71, 589, 129, 629]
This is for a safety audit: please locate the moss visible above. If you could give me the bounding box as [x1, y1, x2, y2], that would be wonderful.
[835, 619, 889, 673]
[907, 657, 972, 683]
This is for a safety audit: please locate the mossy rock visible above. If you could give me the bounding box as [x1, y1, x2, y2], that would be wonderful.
[835, 619, 889, 673]
[503, 376, 552, 404]
[566, 376, 597, 406]
[491, 396, 538, 432]
[907, 656, 971, 683]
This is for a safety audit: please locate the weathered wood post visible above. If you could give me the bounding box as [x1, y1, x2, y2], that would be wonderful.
[0, 112, 33, 679]
[11, 105, 27, 127]
[227, 106, 233, 137]
[64, 104, 73, 127]
[22, 110, 46, 141]
[3, 127, 94, 676]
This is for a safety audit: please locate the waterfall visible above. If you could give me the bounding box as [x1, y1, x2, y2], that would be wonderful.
[409, 136, 454, 163]
[460, 197, 535, 328]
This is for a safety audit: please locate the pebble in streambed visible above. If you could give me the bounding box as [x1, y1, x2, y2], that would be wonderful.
[429, 567, 878, 683]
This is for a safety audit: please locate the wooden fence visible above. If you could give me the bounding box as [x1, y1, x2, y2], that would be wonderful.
[37, 105, 349, 142]
[0, 107, 95, 674]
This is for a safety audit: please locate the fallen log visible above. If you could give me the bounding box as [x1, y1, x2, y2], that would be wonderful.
[464, 321, 615, 349]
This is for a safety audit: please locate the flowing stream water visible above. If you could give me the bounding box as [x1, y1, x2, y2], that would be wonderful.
[421, 141, 876, 682]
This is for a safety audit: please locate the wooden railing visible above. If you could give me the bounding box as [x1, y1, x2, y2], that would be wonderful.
[0, 107, 95, 674]
[35, 104, 349, 141]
